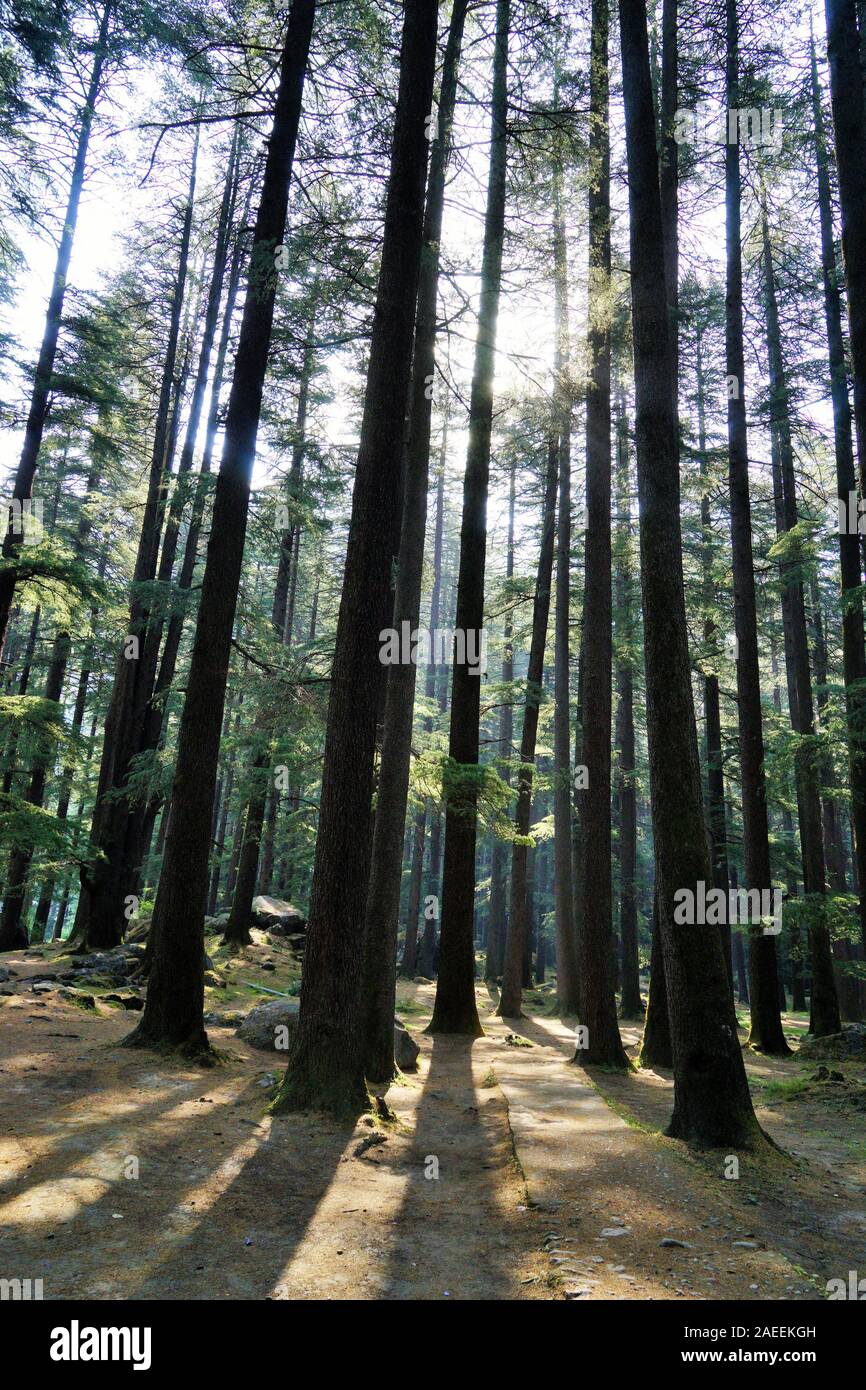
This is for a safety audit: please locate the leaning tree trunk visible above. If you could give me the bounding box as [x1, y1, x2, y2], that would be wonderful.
[430, 0, 510, 1037]
[619, 0, 761, 1147]
[577, 0, 628, 1068]
[360, 0, 470, 1083]
[0, 0, 113, 657]
[498, 439, 557, 1017]
[125, 0, 317, 1059]
[724, 0, 788, 1055]
[272, 0, 438, 1112]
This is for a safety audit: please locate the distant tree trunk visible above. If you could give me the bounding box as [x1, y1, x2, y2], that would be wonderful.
[224, 747, 269, 947]
[620, 0, 761, 1146]
[639, 886, 673, 1068]
[0, 0, 113, 656]
[8, 466, 102, 939]
[615, 397, 642, 1018]
[552, 108, 580, 1016]
[486, 459, 515, 982]
[76, 128, 200, 951]
[810, 585, 862, 1019]
[0, 633, 69, 948]
[33, 658, 91, 937]
[696, 332, 733, 986]
[125, 0, 317, 1059]
[577, 0, 628, 1067]
[724, 0, 788, 1055]
[120, 145, 242, 906]
[431, 0, 510, 1038]
[498, 440, 557, 1017]
[272, 0, 438, 1111]
[761, 201, 839, 1039]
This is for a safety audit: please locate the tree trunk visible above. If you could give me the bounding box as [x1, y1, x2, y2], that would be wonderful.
[0, 0, 113, 655]
[811, 32, 866, 960]
[696, 332, 733, 986]
[761, 200, 839, 1038]
[577, 0, 628, 1067]
[639, 885, 673, 1068]
[430, 0, 510, 1037]
[486, 459, 515, 983]
[615, 396, 642, 1018]
[552, 102, 580, 1017]
[360, 0, 469, 1082]
[272, 0, 437, 1111]
[619, 0, 761, 1146]
[76, 127, 201, 950]
[724, 0, 788, 1055]
[0, 631, 69, 948]
[125, 0, 317, 1059]
[824, 0, 866, 494]
[498, 439, 557, 1017]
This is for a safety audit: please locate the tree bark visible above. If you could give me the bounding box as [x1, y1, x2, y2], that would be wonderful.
[615, 396, 642, 1018]
[75, 126, 200, 950]
[0, 0, 113, 656]
[272, 0, 437, 1110]
[498, 439, 557, 1017]
[619, 0, 761, 1146]
[125, 0, 317, 1059]
[761, 200, 839, 1038]
[360, 0, 469, 1081]
[552, 100, 580, 1016]
[724, 0, 788, 1055]
[824, 0, 866, 494]
[431, 0, 510, 1037]
[577, 0, 628, 1067]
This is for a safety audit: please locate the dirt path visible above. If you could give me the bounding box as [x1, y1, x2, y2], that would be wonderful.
[1, 945, 863, 1301]
[0, 955, 547, 1300]
[461, 985, 865, 1301]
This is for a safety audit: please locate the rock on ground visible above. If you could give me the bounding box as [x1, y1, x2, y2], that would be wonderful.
[237, 999, 420, 1069]
[250, 896, 307, 936]
[798, 1023, 866, 1060]
[395, 1018, 420, 1071]
[236, 999, 300, 1050]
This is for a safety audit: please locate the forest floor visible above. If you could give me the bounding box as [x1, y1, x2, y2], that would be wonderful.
[1, 931, 864, 1300]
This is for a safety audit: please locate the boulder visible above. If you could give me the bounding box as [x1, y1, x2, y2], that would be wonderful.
[236, 999, 300, 1051]
[250, 896, 307, 936]
[103, 992, 144, 1011]
[204, 913, 230, 935]
[394, 1018, 420, 1071]
[236, 999, 420, 1070]
[798, 1023, 866, 1061]
[204, 1009, 247, 1028]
